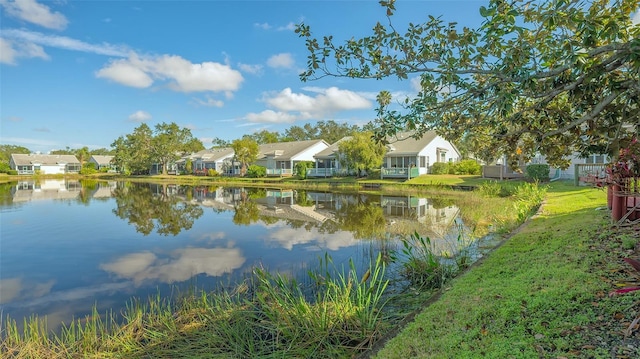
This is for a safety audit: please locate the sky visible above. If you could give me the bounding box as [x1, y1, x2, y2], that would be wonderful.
[1, 1, 638, 154]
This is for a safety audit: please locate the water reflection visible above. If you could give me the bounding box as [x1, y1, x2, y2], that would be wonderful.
[0, 180, 467, 332]
[112, 183, 205, 235]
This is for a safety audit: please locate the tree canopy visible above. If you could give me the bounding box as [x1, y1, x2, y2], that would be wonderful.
[297, 0, 640, 168]
[337, 131, 386, 175]
[231, 137, 259, 176]
[112, 122, 203, 175]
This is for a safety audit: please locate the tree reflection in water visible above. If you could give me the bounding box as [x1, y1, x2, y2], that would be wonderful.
[112, 183, 204, 235]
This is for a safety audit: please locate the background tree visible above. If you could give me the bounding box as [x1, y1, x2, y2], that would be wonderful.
[210, 137, 232, 149]
[50, 147, 75, 155]
[75, 146, 90, 167]
[297, 0, 640, 168]
[151, 122, 204, 175]
[0, 144, 30, 167]
[315, 120, 360, 144]
[231, 137, 259, 176]
[337, 131, 386, 176]
[90, 148, 115, 156]
[245, 130, 282, 144]
[111, 123, 153, 175]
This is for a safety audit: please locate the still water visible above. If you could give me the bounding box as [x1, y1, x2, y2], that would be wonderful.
[0, 179, 468, 331]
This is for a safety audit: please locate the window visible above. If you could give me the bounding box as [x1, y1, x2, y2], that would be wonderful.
[420, 156, 426, 167]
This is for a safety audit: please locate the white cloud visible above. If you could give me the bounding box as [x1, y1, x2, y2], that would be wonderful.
[96, 54, 244, 93]
[245, 110, 299, 124]
[0, 137, 59, 147]
[100, 247, 246, 285]
[0, 38, 17, 65]
[2, 29, 130, 57]
[193, 96, 224, 107]
[128, 110, 152, 122]
[254, 22, 271, 30]
[267, 53, 294, 69]
[0, 0, 68, 30]
[264, 87, 372, 115]
[97, 60, 154, 88]
[277, 22, 296, 31]
[0, 37, 49, 65]
[238, 63, 263, 75]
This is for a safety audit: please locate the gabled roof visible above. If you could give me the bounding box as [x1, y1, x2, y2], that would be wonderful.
[11, 153, 80, 166]
[257, 139, 328, 161]
[90, 155, 114, 165]
[385, 131, 439, 156]
[194, 148, 235, 161]
[314, 137, 352, 159]
[178, 148, 235, 163]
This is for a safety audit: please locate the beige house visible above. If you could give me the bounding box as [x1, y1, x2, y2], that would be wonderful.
[10, 154, 81, 175]
[89, 155, 116, 172]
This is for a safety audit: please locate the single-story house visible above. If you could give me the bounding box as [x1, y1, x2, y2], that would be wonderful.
[307, 137, 354, 178]
[89, 155, 116, 172]
[10, 153, 81, 175]
[381, 131, 460, 179]
[177, 148, 238, 175]
[255, 139, 330, 176]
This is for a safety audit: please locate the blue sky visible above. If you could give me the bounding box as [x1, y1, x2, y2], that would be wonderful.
[2, 1, 637, 154]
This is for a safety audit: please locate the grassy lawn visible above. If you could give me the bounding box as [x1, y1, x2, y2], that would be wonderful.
[372, 182, 640, 358]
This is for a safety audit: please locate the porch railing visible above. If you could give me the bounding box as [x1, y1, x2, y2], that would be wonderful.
[266, 168, 293, 176]
[574, 163, 607, 186]
[381, 167, 420, 179]
[306, 168, 349, 177]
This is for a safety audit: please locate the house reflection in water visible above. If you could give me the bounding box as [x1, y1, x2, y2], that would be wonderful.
[11, 180, 82, 202]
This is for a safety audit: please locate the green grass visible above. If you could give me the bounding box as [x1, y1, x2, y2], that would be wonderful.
[372, 182, 633, 358]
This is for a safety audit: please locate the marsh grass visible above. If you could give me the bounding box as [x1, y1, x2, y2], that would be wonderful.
[1, 255, 390, 359]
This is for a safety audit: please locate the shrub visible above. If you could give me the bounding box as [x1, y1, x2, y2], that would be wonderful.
[80, 162, 97, 175]
[207, 169, 219, 177]
[0, 162, 10, 173]
[7, 170, 18, 175]
[295, 161, 314, 179]
[431, 162, 449, 174]
[247, 165, 266, 178]
[525, 164, 550, 182]
[453, 160, 481, 175]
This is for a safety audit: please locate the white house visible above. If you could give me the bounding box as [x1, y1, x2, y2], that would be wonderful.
[255, 139, 329, 176]
[381, 131, 460, 179]
[10, 154, 81, 175]
[89, 155, 116, 172]
[185, 148, 237, 175]
[307, 137, 353, 178]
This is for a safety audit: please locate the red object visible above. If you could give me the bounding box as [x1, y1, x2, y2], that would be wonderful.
[627, 196, 640, 221]
[607, 185, 613, 210]
[611, 185, 625, 222]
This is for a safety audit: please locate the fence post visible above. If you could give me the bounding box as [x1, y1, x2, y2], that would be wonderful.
[574, 164, 579, 186]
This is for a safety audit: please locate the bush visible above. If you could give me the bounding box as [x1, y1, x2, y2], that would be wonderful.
[431, 162, 449, 174]
[247, 165, 266, 178]
[207, 169, 219, 177]
[525, 164, 550, 182]
[295, 161, 314, 179]
[80, 162, 97, 175]
[453, 160, 481, 175]
[0, 162, 10, 173]
[7, 170, 18, 175]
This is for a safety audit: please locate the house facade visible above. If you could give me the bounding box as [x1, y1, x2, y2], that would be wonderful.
[381, 131, 460, 179]
[178, 148, 238, 175]
[89, 155, 116, 172]
[255, 140, 329, 176]
[10, 154, 81, 175]
[307, 137, 353, 178]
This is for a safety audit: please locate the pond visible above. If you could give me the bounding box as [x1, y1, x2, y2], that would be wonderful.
[0, 179, 475, 332]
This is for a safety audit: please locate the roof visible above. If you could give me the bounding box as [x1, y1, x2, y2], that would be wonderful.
[257, 139, 328, 161]
[177, 148, 235, 163]
[313, 137, 352, 159]
[193, 148, 235, 161]
[90, 155, 114, 165]
[11, 153, 80, 166]
[385, 131, 439, 156]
